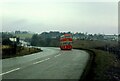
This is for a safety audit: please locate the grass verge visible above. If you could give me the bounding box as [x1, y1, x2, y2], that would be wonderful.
[2, 46, 42, 59]
[92, 49, 120, 81]
[74, 47, 119, 81]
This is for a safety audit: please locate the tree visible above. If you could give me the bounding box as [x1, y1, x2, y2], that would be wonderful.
[2, 38, 13, 45]
[31, 34, 39, 46]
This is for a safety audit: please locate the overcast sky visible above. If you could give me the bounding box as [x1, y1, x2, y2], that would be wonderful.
[1, 0, 119, 34]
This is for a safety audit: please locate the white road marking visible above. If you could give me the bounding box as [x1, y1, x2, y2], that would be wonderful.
[33, 58, 50, 64]
[33, 60, 45, 64]
[54, 54, 61, 57]
[44, 58, 50, 61]
[0, 68, 20, 76]
[1, 58, 51, 75]
[34, 57, 40, 60]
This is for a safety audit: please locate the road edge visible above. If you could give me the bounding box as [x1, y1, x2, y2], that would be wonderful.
[73, 48, 95, 81]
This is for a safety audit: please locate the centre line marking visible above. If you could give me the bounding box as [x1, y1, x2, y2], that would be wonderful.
[44, 58, 50, 60]
[33, 58, 50, 64]
[0, 68, 20, 76]
[33, 60, 45, 64]
[54, 54, 61, 57]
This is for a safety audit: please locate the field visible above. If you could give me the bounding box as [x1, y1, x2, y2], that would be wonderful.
[73, 39, 118, 49]
[15, 33, 33, 39]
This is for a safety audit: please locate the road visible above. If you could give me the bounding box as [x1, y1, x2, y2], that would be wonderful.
[1, 47, 90, 80]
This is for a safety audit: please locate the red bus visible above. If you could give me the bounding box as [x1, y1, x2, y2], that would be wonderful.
[60, 34, 72, 50]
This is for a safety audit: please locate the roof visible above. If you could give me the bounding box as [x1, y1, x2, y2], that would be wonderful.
[64, 34, 72, 36]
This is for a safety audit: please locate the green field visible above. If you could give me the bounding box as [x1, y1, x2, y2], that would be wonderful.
[15, 33, 33, 39]
[73, 39, 118, 49]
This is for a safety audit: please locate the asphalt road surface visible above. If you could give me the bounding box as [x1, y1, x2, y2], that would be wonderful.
[1, 47, 90, 80]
